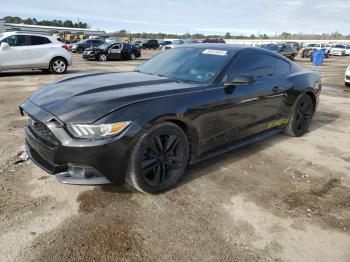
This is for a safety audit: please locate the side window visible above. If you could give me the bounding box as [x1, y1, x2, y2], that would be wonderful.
[122, 44, 130, 50]
[29, 36, 50, 45]
[236, 53, 275, 79]
[110, 44, 121, 53]
[274, 58, 290, 75]
[2, 35, 27, 46]
[111, 44, 121, 50]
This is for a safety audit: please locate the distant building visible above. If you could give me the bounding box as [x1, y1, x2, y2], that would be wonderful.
[0, 22, 107, 37]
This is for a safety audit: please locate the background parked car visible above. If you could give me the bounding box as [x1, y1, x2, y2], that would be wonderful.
[83, 42, 141, 61]
[260, 43, 297, 60]
[345, 45, 350, 56]
[0, 32, 72, 74]
[345, 64, 350, 87]
[142, 39, 159, 49]
[70, 39, 105, 53]
[301, 43, 331, 58]
[159, 40, 172, 47]
[331, 44, 346, 56]
[162, 39, 185, 51]
[198, 38, 226, 43]
[285, 41, 301, 51]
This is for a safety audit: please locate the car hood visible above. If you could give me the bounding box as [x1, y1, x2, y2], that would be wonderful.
[28, 71, 201, 124]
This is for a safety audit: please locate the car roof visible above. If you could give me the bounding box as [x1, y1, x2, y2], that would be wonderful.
[2, 31, 52, 38]
[178, 43, 248, 51]
[178, 43, 294, 63]
[0, 31, 60, 42]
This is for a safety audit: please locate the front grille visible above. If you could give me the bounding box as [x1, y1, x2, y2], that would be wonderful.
[28, 117, 59, 148]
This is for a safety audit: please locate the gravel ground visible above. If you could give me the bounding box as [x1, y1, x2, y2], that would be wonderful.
[0, 51, 349, 262]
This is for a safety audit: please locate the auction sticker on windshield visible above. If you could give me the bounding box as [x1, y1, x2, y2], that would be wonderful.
[202, 49, 228, 56]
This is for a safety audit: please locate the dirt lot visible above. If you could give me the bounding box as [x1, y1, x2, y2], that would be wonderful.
[0, 51, 349, 262]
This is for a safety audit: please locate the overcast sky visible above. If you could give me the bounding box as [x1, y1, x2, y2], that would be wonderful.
[1, 0, 350, 35]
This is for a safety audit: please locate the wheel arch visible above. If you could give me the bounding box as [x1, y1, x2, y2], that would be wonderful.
[158, 117, 200, 161]
[305, 91, 317, 112]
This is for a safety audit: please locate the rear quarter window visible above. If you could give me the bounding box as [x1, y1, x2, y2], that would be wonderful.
[274, 58, 290, 75]
[29, 36, 51, 45]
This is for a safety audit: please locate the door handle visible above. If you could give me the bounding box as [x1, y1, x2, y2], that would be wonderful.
[272, 86, 282, 92]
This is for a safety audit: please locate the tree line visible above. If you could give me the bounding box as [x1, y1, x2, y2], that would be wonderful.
[111, 30, 350, 40]
[2, 16, 88, 29]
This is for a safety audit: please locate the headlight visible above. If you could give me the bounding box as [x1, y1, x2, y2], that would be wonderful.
[67, 121, 132, 139]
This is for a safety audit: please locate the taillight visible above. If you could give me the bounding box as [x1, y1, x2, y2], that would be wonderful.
[62, 45, 69, 51]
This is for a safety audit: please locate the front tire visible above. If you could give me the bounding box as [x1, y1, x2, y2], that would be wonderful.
[126, 122, 189, 193]
[50, 58, 67, 74]
[98, 54, 107, 61]
[284, 94, 314, 137]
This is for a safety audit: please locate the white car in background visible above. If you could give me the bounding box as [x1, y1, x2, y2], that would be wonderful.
[345, 45, 350, 56]
[345, 65, 350, 87]
[331, 44, 346, 56]
[0, 32, 72, 74]
[162, 39, 185, 51]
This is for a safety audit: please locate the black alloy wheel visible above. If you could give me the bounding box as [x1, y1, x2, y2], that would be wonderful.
[141, 133, 184, 187]
[126, 122, 189, 193]
[284, 94, 314, 137]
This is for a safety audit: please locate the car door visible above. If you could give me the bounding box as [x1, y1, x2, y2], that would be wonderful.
[121, 44, 131, 59]
[82, 40, 92, 50]
[108, 44, 122, 60]
[215, 52, 289, 145]
[27, 36, 53, 68]
[0, 35, 31, 70]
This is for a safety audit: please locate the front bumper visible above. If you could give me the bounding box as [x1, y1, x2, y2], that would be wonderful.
[345, 74, 350, 84]
[331, 51, 343, 56]
[21, 100, 143, 185]
[82, 52, 96, 60]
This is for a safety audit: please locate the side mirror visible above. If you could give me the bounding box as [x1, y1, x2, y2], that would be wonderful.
[225, 75, 255, 87]
[0, 42, 9, 50]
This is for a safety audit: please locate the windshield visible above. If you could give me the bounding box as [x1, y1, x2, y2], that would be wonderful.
[334, 45, 345, 48]
[138, 47, 233, 84]
[98, 43, 112, 50]
[307, 44, 318, 47]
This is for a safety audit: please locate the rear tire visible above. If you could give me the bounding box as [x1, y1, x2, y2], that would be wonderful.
[130, 52, 136, 60]
[126, 122, 189, 194]
[284, 94, 314, 137]
[50, 58, 67, 74]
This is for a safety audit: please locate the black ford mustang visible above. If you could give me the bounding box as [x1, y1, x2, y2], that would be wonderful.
[21, 44, 321, 193]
